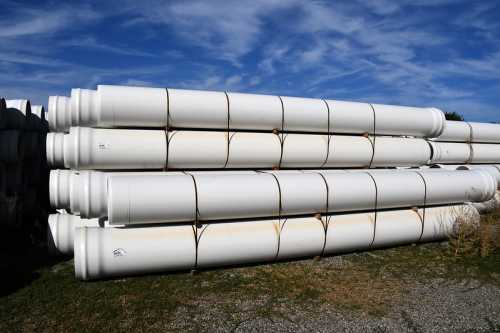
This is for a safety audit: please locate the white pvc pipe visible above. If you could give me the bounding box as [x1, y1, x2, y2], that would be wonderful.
[47, 127, 437, 170]
[47, 127, 166, 169]
[325, 135, 373, 167]
[419, 169, 496, 205]
[47, 213, 100, 255]
[372, 209, 423, 248]
[470, 144, 500, 164]
[454, 165, 500, 188]
[435, 121, 471, 142]
[281, 96, 329, 133]
[280, 134, 328, 168]
[372, 105, 445, 138]
[59, 170, 495, 224]
[74, 224, 196, 280]
[226, 132, 281, 168]
[429, 141, 471, 164]
[48, 85, 446, 137]
[325, 100, 374, 135]
[167, 130, 227, 169]
[169, 88, 228, 129]
[324, 212, 375, 254]
[471, 191, 500, 214]
[227, 92, 282, 130]
[371, 137, 431, 167]
[421, 205, 479, 242]
[73, 204, 475, 280]
[470, 122, 500, 143]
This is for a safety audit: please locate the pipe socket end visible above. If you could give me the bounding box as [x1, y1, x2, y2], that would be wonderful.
[46, 132, 66, 167]
[48, 96, 71, 132]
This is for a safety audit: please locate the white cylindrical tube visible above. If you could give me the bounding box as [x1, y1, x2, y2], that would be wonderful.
[324, 212, 375, 254]
[371, 137, 431, 167]
[419, 170, 496, 204]
[372, 209, 423, 248]
[47, 213, 100, 255]
[429, 142, 471, 164]
[421, 205, 479, 242]
[321, 171, 377, 212]
[108, 174, 196, 224]
[470, 122, 500, 143]
[267, 171, 327, 215]
[280, 134, 328, 168]
[281, 96, 329, 133]
[226, 132, 281, 168]
[372, 105, 445, 138]
[325, 100, 374, 135]
[470, 144, 500, 164]
[48, 96, 71, 132]
[196, 173, 279, 221]
[168, 88, 227, 129]
[47, 127, 167, 169]
[196, 219, 279, 268]
[74, 224, 196, 280]
[227, 92, 282, 130]
[49, 170, 184, 217]
[167, 131, 227, 169]
[435, 121, 471, 142]
[277, 217, 325, 260]
[369, 171, 426, 208]
[324, 135, 373, 167]
[455, 165, 500, 188]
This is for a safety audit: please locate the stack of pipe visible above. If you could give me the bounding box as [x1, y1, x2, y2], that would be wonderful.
[45, 85, 496, 280]
[0, 97, 50, 249]
[430, 120, 500, 164]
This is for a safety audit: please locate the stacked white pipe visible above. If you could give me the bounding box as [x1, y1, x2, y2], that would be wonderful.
[0, 97, 50, 248]
[45, 85, 496, 280]
[430, 120, 500, 164]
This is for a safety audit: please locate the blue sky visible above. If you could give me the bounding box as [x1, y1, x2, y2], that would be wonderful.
[0, 0, 499, 122]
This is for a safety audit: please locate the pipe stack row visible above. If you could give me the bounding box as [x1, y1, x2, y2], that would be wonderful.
[430, 120, 500, 164]
[46, 85, 498, 280]
[0, 97, 50, 249]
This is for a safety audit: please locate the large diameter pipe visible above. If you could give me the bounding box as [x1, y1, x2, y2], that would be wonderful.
[470, 144, 500, 164]
[54, 169, 495, 224]
[49, 85, 445, 137]
[429, 141, 471, 164]
[469, 122, 500, 143]
[370, 137, 431, 167]
[371, 105, 445, 138]
[47, 214, 100, 255]
[435, 121, 471, 142]
[419, 169, 496, 204]
[74, 224, 196, 280]
[435, 121, 500, 144]
[47, 127, 434, 170]
[73, 205, 475, 280]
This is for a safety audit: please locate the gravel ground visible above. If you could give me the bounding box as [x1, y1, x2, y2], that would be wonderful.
[163, 257, 500, 332]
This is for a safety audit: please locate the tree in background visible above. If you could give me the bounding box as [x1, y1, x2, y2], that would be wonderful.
[445, 112, 464, 121]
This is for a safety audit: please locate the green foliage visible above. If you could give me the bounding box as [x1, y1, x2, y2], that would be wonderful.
[445, 111, 464, 121]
